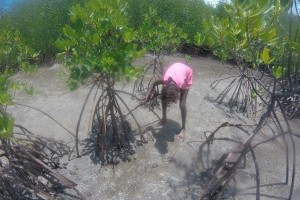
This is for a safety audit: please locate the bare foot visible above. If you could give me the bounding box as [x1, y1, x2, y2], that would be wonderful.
[177, 129, 186, 139]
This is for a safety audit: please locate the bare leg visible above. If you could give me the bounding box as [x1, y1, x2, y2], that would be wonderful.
[178, 89, 189, 138]
[159, 96, 167, 125]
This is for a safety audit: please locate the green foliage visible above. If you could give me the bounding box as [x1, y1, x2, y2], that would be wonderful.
[0, 26, 37, 106]
[272, 65, 287, 79]
[0, 113, 14, 139]
[203, 0, 286, 68]
[0, 75, 13, 106]
[194, 32, 206, 47]
[56, 0, 144, 89]
[0, 25, 37, 139]
[126, 0, 148, 29]
[204, 0, 300, 83]
[0, 0, 81, 60]
[0, 26, 37, 72]
[126, 0, 212, 46]
[261, 47, 276, 65]
[277, 1, 300, 80]
[138, 8, 187, 54]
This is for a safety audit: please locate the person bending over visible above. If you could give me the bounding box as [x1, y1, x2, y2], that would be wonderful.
[143, 62, 193, 138]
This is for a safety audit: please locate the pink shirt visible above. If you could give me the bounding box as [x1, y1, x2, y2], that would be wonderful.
[163, 63, 193, 89]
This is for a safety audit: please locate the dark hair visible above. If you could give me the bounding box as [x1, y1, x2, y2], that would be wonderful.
[161, 81, 179, 104]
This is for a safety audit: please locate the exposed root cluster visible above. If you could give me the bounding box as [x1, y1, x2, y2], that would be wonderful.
[278, 77, 300, 118]
[93, 86, 144, 162]
[0, 125, 84, 200]
[202, 62, 299, 199]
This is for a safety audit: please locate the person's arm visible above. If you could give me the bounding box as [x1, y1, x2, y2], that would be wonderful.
[142, 79, 164, 104]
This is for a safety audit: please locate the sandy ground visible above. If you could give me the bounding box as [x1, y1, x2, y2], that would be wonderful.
[8, 53, 300, 200]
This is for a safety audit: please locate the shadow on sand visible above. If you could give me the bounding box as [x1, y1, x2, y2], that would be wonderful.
[145, 119, 181, 155]
[78, 119, 181, 164]
[79, 119, 144, 165]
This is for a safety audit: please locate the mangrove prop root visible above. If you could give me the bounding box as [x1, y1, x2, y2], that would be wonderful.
[90, 84, 149, 163]
[132, 54, 164, 109]
[200, 95, 297, 199]
[0, 125, 85, 200]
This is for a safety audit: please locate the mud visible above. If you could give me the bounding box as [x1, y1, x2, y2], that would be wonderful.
[8, 53, 300, 200]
